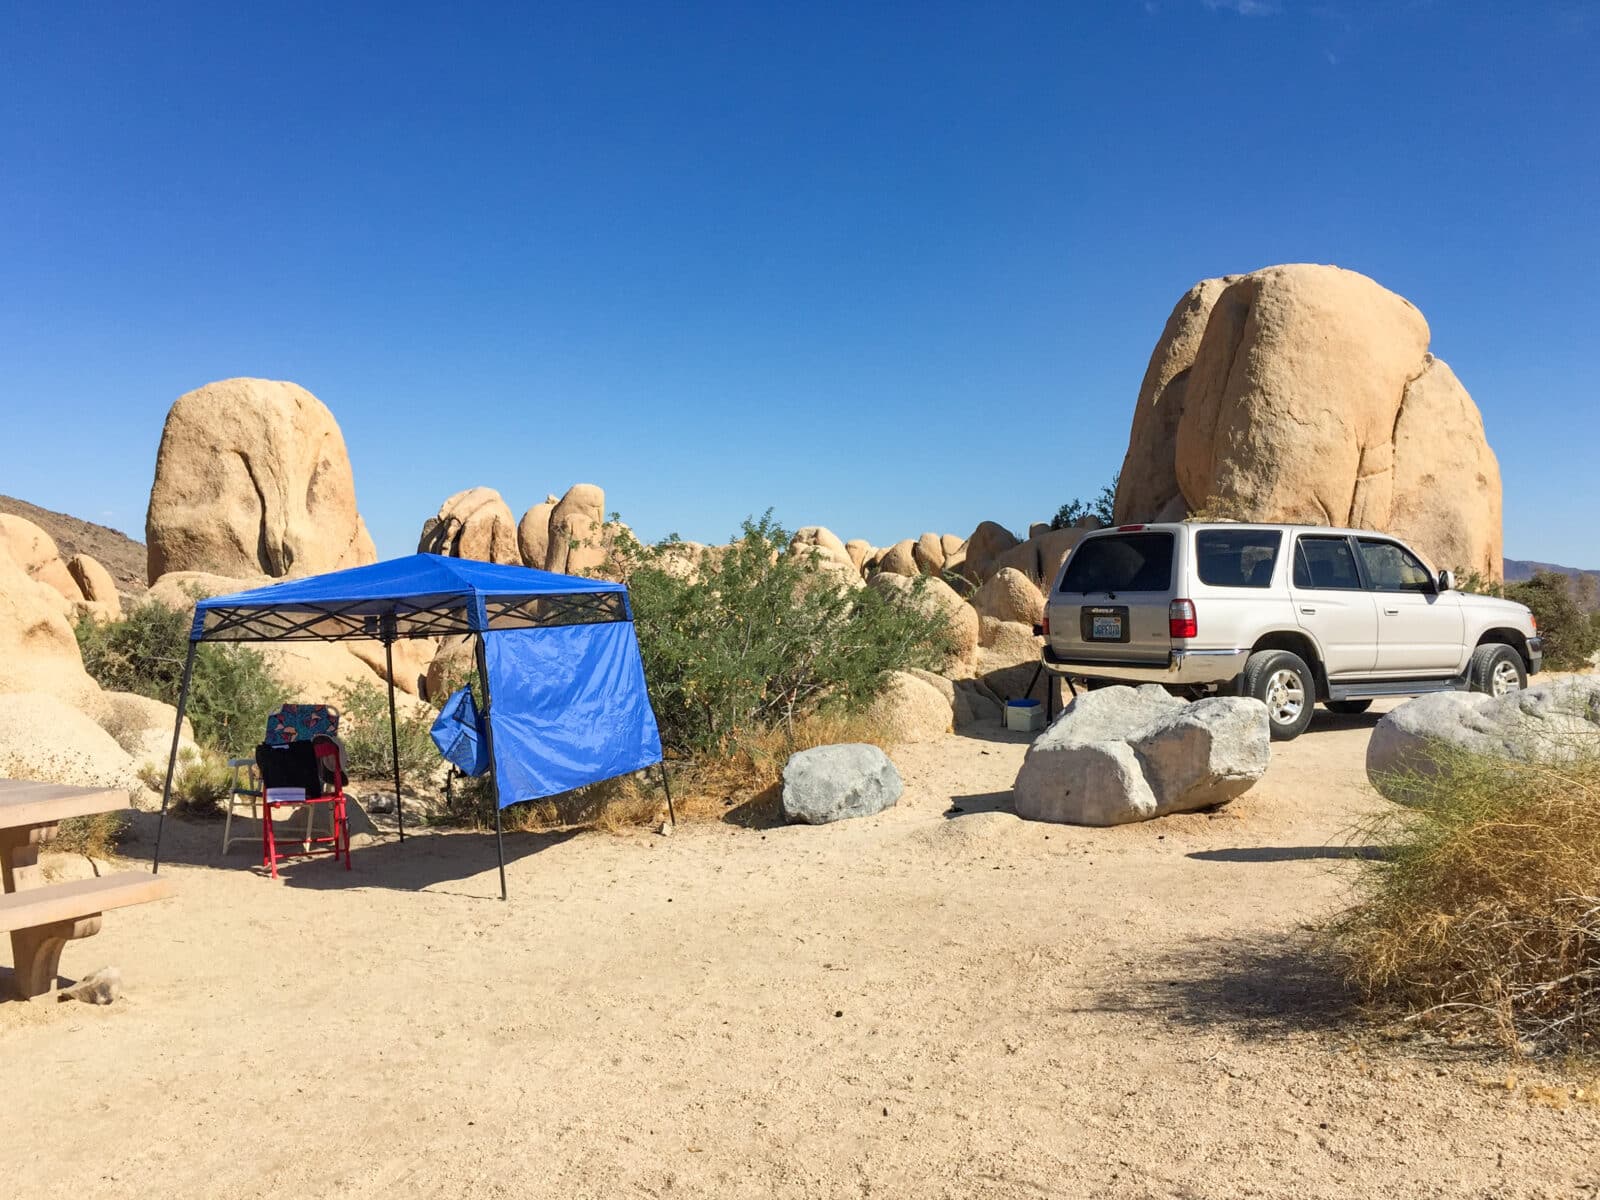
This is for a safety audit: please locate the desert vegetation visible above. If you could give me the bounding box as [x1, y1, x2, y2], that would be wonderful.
[1456, 568, 1600, 671]
[1334, 736, 1600, 1055]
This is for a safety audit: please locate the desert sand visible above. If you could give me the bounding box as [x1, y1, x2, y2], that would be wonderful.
[4, 702, 1598, 1200]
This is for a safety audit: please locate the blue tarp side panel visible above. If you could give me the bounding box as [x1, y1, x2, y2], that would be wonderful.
[482, 623, 663, 807]
[430, 687, 490, 776]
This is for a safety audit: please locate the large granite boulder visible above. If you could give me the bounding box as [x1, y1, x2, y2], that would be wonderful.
[1112, 264, 1503, 580]
[146, 378, 377, 583]
[1013, 685, 1270, 825]
[961, 521, 1021, 583]
[517, 495, 559, 568]
[545, 483, 607, 575]
[419, 487, 521, 564]
[1366, 679, 1600, 798]
[973, 567, 1045, 628]
[867, 670, 953, 744]
[781, 744, 904, 825]
[790, 526, 856, 574]
[0, 539, 97, 702]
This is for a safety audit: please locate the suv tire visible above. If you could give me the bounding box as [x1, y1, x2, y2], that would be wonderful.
[1324, 699, 1372, 715]
[1244, 650, 1316, 741]
[1467, 643, 1526, 698]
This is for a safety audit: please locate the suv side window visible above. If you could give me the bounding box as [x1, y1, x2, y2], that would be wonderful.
[1293, 536, 1363, 590]
[1357, 539, 1435, 593]
[1195, 529, 1282, 588]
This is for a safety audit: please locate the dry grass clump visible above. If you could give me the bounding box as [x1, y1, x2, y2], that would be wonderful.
[53, 810, 128, 859]
[1332, 743, 1600, 1055]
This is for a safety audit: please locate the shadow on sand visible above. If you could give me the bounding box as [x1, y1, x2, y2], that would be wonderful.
[1088, 932, 1359, 1039]
[1187, 844, 1387, 864]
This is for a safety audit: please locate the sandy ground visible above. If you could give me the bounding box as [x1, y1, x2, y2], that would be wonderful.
[5, 701, 1600, 1200]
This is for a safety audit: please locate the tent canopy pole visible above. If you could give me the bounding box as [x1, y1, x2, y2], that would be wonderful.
[382, 622, 406, 842]
[474, 634, 508, 902]
[152, 639, 199, 874]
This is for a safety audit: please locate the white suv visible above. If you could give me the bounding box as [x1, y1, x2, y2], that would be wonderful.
[1041, 523, 1542, 740]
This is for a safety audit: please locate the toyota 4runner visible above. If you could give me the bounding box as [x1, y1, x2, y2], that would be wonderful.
[1041, 523, 1542, 740]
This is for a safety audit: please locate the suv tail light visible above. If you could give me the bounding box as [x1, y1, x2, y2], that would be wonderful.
[1169, 599, 1197, 640]
[1042, 614, 1050, 637]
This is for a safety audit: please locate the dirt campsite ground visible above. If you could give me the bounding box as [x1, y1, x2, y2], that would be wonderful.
[5, 699, 1599, 1200]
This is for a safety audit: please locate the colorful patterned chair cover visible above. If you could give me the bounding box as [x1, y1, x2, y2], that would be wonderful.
[265, 704, 340, 745]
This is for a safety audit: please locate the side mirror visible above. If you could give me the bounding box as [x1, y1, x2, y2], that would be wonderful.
[1436, 569, 1454, 593]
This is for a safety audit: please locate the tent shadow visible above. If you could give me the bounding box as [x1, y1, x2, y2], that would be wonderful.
[275, 827, 579, 896]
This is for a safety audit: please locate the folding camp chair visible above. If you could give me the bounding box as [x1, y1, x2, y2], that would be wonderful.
[223, 705, 351, 876]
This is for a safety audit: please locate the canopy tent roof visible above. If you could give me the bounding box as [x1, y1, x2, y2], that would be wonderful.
[190, 553, 630, 643]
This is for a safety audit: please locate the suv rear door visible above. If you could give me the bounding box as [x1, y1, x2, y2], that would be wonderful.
[1354, 537, 1466, 675]
[1288, 534, 1379, 678]
[1049, 530, 1175, 667]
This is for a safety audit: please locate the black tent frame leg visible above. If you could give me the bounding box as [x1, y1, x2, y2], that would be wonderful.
[153, 640, 198, 875]
[658, 761, 676, 827]
[474, 635, 508, 902]
[383, 637, 406, 842]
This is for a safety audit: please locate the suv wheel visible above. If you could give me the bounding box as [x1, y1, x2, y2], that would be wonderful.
[1468, 643, 1526, 698]
[1244, 650, 1316, 741]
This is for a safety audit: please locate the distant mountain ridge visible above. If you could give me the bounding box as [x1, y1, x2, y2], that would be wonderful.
[1504, 558, 1600, 605]
[0, 494, 147, 594]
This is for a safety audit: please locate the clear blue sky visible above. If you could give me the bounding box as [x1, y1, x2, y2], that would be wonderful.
[3, 1, 1596, 566]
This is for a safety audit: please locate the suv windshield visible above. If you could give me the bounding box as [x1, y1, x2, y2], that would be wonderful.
[1195, 529, 1282, 588]
[1059, 532, 1174, 594]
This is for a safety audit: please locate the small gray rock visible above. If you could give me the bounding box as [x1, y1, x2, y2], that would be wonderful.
[782, 744, 904, 825]
[59, 966, 122, 1006]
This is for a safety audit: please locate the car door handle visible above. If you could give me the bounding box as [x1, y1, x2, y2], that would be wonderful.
[1384, 607, 1400, 615]
[1300, 606, 1316, 615]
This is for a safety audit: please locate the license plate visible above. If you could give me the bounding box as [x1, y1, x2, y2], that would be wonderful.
[1091, 615, 1123, 640]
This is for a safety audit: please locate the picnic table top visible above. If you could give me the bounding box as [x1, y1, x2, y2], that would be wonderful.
[0, 780, 129, 832]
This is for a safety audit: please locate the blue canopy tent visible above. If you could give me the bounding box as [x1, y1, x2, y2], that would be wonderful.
[150, 554, 669, 899]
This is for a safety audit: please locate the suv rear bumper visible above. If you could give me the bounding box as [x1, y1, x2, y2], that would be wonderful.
[1041, 645, 1248, 686]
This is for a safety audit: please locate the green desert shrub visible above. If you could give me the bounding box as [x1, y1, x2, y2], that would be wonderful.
[1456, 569, 1599, 671]
[1332, 740, 1600, 1055]
[622, 514, 959, 756]
[332, 680, 441, 781]
[1051, 472, 1119, 530]
[75, 599, 289, 752]
[137, 746, 234, 818]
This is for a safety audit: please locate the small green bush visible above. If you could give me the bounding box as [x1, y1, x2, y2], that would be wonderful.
[622, 514, 959, 756]
[1051, 472, 1119, 530]
[332, 680, 441, 781]
[75, 599, 289, 752]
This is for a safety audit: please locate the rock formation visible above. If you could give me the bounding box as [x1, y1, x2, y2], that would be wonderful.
[517, 495, 560, 569]
[1113, 264, 1502, 579]
[544, 484, 607, 575]
[0, 515, 122, 620]
[972, 567, 1045, 628]
[146, 378, 377, 583]
[419, 487, 521, 563]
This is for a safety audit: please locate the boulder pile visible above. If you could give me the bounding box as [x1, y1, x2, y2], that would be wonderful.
[1013, 685, 1271, 825]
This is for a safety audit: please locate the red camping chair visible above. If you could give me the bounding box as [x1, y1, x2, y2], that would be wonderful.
[253, 705, 352, 878]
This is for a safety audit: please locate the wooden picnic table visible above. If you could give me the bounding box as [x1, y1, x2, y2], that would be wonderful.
[0, 780, 172, 999]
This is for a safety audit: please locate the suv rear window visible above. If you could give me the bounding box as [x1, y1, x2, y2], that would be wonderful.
[1195, 529, 1282, 588]
[1059, 532, 1174, 594]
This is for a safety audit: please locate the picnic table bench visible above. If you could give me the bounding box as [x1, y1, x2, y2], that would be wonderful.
[0, 780, 172, 1000]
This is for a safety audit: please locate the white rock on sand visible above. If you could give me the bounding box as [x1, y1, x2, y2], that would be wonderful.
[1013, 684, 1270, 825]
